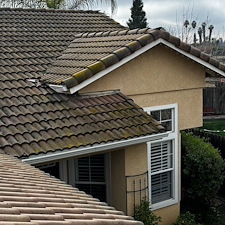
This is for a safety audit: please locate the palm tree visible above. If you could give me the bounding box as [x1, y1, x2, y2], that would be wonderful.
[191, 21, 197, 46]
[208, 25, 214, 42]
[183, 20, 189, 43]
[198, 27, 203, 44]
[202, 22, 207, 42]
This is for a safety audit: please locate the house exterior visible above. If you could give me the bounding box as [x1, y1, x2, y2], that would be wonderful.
[1, 8, 225, 225]
[41, 28, 225, 224]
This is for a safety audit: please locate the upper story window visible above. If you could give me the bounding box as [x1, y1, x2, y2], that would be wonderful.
[144, 104, 177, 133]
[145, 104, 178, 210]
[151, 109, 172, 131]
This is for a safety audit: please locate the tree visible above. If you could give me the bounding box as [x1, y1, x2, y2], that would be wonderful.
[127, 0, 148, 29]
[208, 25, 214, 42]
[0, 0, 117, 13]
[181, 132, 225, 205]
[181, 132, 225, 225]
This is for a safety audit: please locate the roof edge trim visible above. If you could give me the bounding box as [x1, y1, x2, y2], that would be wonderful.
[22, 132, 168, 165]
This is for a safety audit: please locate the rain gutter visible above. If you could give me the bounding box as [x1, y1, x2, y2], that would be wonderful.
[22, 132, 168, 165]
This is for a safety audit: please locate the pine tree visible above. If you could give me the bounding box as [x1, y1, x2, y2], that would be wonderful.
[127, 0, 148, 29]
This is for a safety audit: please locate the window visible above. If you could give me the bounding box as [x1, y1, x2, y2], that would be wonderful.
[74, 154, 108, 203]
[145, 105, 175, 132]
[58, 153, 111, 204]
[145, 104, 178, 210]
[150, 141, 174, 204]
[151, 109, 173, 131]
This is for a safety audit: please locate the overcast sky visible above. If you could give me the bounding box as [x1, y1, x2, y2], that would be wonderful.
[96, 0, 225, 40]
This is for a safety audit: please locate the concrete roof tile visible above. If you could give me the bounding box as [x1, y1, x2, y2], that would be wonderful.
[101, 54, 119, 67]
[125, 41, 142, 53]
[190, 46, 201, 57]
[113, 47, 132, 60]
[209, 57, 220, 68]
[1, 89, 164, 158]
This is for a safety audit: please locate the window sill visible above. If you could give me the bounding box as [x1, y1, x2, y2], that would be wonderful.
[150, 198, 178, 211]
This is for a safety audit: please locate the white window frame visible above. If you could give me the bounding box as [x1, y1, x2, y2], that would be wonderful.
[145, 104, 178, 210]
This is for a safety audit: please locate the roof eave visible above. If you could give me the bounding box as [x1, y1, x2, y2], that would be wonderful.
[22, 132, 168, 165]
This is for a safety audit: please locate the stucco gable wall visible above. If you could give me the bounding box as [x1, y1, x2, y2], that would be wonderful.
[80, 44, 205, 130]
[81, 44, 205, 95]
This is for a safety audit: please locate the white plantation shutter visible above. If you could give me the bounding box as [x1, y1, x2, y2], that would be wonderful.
[151, 171, 172, 203]
[77, 154, 105, 182]
[151, 141, 173, 173]
[150, 141, 174, 204]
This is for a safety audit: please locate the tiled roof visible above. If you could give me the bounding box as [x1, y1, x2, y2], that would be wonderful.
[0, 7, 124, 80]
[42, 28, 225, 89]
[0, 88, 163, 158]
[1, 7, 159, 159]
[0, 153, 143, 224]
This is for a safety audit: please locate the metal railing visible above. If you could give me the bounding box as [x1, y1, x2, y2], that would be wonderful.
[126, 171, 148, 214]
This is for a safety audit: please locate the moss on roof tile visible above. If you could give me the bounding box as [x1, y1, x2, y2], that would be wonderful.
[101, 54, 119, 67]
[72, 68, 93, 84]
[125, 41, 142, 53]
[88, 61, 106, 75]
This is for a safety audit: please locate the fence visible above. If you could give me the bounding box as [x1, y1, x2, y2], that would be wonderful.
[126, 171, 148, 215]
[203, 82, 225, 115]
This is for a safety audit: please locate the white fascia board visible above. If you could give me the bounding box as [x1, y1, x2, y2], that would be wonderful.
[48, 38, 225, 94]
[22, 133, 168, 165]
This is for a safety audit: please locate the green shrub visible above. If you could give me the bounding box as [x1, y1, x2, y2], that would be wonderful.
[134, 198, 161, 225]
[173, 211, 202, 225]
[181, 132, 225, 205]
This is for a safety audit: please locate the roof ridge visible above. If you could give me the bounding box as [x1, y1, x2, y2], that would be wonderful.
[74, 27, 163, 39]
[0, 7, 101, 13]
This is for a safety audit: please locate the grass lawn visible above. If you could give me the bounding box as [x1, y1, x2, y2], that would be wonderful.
[202, 119, 225, 137]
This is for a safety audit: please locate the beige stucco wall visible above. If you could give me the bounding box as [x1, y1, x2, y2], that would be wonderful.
[80, 44, 206, 224]
[155, 203, 180, 225]
[124, 143, 148, 216]
[131, 88, 203, 130]
[111, 149, 126, 212]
